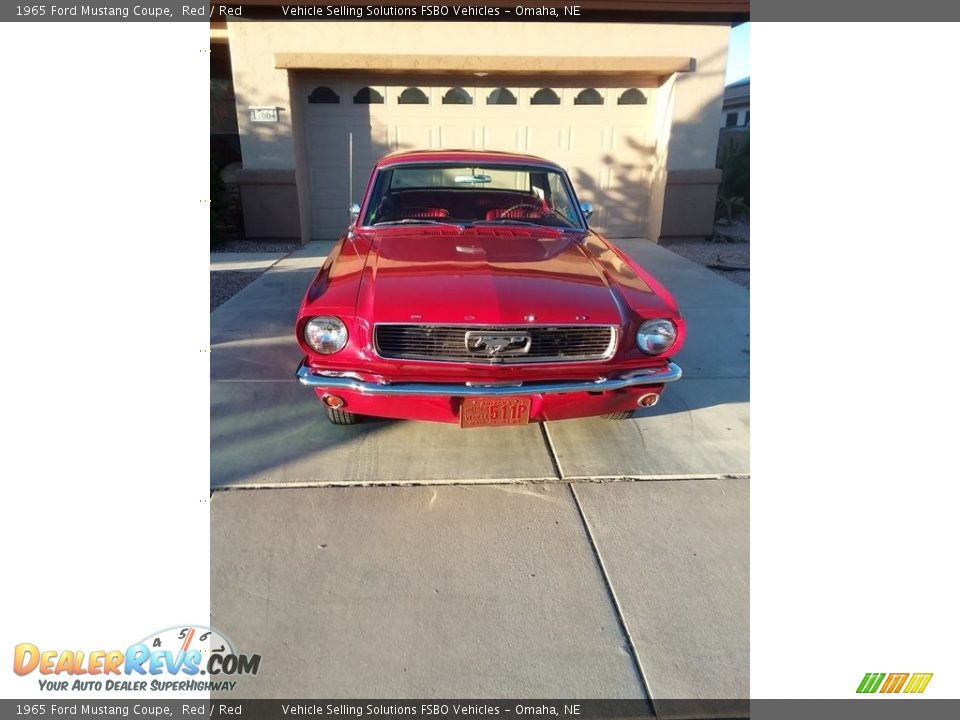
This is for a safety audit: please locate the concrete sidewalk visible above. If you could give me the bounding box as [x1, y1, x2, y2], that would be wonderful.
[210, 252, 289, 273]
[212, 479, 748, 700]
[210, 238, 748, 487]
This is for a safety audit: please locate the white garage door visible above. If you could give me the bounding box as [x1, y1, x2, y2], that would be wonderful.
[298, 74, 656, 239]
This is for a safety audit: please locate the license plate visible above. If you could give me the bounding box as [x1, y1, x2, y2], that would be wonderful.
[460, 396, 532, 428]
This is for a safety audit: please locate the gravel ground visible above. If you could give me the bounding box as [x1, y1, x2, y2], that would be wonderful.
[663, 222, 750, 289]
[211, 241, 300, 311]
[212, 240, 302, 254]
[211, 271, 264, 312]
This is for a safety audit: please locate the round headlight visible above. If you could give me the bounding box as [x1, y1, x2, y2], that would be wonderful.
[304, 316, 348, 354]
[636, 319, 677, 355]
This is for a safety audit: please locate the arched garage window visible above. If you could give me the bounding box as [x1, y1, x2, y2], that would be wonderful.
[617, 88, 648, 105]
[353, 87, 384, 104]
[486, 88, 517, 105]
[530, 88, 561, 105]
[398, 87, 429, 104]
[574, 88, 604, 105]
[442, 87, 473, 105]
[308, 86, 339, 104]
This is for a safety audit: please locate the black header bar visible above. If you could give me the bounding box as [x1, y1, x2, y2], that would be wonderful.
[6, 699, 960, 720]
[3, 1, 750, 23]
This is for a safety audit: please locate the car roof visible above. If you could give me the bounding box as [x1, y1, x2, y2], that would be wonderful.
[375, 149, 562, 170]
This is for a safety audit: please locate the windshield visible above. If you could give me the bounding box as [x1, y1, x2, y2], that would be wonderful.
[361, 163, 584, 229]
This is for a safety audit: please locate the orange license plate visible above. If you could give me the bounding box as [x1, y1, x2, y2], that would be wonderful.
[460, 396, 532, 428]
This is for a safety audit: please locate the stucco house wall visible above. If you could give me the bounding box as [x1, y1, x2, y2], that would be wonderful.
[226, 21, 729, 242]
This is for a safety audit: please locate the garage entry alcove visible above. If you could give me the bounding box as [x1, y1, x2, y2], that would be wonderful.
[279, 54, 693, 240]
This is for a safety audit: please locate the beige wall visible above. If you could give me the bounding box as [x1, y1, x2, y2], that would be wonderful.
[662, 34, 729, 171]
[236, 169, 300, 239]
[227, 21, 730, 241]
[646, 29, 729, 241]
[647, 73, 676, 242]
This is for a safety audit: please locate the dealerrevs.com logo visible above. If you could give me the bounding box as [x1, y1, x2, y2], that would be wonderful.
[857, 672, 933, 694]
[13, 625, 260, 692]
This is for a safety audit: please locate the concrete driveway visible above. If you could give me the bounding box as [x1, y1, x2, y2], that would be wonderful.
[210, 238, 749, 703]
[210, 239, 748, 487]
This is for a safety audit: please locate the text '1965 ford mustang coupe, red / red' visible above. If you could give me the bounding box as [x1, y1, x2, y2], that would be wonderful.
[295, 150, 684, 427]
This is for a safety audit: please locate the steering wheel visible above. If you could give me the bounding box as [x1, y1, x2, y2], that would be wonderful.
[494, 203, 542, 219]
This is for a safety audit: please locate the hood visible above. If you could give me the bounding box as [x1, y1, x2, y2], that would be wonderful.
[355, 228, 626, 325]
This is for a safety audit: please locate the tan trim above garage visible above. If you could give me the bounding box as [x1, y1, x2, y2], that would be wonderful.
[274, 53, 694, 77]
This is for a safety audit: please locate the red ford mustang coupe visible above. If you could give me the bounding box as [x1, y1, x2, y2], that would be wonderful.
[295, 150, 684, 427]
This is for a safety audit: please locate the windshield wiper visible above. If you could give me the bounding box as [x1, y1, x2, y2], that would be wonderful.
[373, 219, 446, 226]
[541, 207, 580, 228]
[472, 218, 547, 228]
[471, 219, 580, 234]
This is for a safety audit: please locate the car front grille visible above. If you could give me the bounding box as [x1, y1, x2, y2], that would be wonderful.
[373, 324, 618, 364]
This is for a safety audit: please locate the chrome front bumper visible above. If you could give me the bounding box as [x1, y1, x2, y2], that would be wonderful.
[296, 361, 681, 397]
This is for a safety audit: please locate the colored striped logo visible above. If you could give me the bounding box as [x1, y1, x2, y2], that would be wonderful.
[857, 672, 933, 694]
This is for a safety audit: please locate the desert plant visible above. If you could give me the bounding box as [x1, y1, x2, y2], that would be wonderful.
[716, 136, 750, 223]
[715, 196, 750, 226]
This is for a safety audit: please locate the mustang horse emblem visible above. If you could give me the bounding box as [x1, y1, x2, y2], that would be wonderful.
[464, 331, 532, 356]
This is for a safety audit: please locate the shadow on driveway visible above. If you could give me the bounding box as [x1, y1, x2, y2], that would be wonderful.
[210, 239, 749, 487]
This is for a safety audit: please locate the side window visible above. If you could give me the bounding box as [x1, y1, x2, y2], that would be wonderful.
[353, 87, 384, 104]
[573, 88, 604, 105]
[442, 87, 473, 105]
[308, 86, 339, 104]
[398, 87, 429, 104]
[530, 88, 561, 105]
[486, 88, 517, 105]
[725, 112, 738, 127]
[617, 88, 648, 105]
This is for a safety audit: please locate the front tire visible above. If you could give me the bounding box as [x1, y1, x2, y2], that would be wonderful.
[326, 407, 360, 425]
[602, 411, 634, 420]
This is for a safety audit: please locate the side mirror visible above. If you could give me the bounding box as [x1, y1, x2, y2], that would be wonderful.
[349, 202, 360, 224]
[579, 202, 594, 221]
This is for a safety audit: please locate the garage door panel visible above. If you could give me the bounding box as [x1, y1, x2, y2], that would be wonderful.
[437, 126, 480, 149]
[604, 204, 641, 232]
[612, 134, 655, 174]
[568, 126, 611, 154]
[337, 144, 392, 166]
[306, 127, 388, 157]
[312, 206, 350, 238]
[394, 124, 436, 150]
[482, 126, 524, 152]
[304, 126, 351, 157]
[564, 133, 610, 189]
[305, 132, 342, 153]
[308, 167, 351, 195]
[309, 179, 373, 210]
[525, 126, 566, 154]
[307, 157, 378, 178]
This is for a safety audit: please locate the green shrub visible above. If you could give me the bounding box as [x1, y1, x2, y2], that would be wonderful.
[716, 136, 750, 223]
